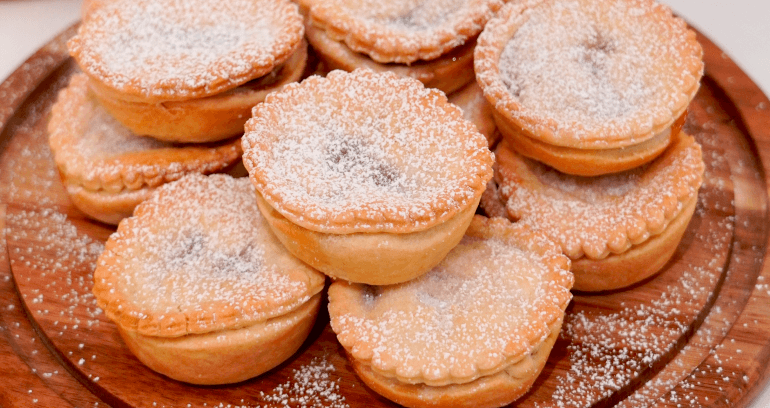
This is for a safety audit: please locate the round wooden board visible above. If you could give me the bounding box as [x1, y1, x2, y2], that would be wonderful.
[1, 25, 769, 408]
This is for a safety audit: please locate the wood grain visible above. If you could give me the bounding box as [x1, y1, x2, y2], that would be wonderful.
[0, 28, 768, 408]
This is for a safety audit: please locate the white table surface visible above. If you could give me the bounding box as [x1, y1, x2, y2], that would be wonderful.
[1, 1, 768, 407]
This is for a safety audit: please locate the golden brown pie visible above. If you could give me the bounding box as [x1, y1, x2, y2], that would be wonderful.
[242, 69, 494, 285]
[48, 74, 241, 225]
[328, 215, 573, 408]
[303, 0, 505, 94]
[448, 81, 501, 148]
[68, 0, 306, 142]
[475, 0, 703, 175]
[495, 131, 704, 291]
[92, 174, 326, 384]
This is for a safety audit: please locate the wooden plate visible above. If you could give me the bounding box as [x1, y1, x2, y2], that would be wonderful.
[1, 26, 769, 408]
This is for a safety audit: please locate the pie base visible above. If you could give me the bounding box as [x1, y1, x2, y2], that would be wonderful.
[254, 191, 480, 285]
[66, 184, 155, 225]
[118, 293, 321, 385]
[88, 42, 307, 143]
[63, 162, 244, 225]
[494, 111, 686, 176]
[572, 194, 698, 292]
[350, 317, 561, 408]
[305, 22, 475, 94]
[448, 82, 500, 148]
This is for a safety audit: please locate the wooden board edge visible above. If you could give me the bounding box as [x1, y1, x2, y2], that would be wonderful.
[0, 24, 76, 144]
[665, 33, 770, 408]
[0, 204, 103, 407]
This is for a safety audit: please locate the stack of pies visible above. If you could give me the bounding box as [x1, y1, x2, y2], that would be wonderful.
[475, 0, 705, 291]
[239, 69, 576, 406]
[71, 0, 707, 402]
[51, 0, 309, 224]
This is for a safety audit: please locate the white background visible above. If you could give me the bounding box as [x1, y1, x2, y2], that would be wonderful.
[0, 1, 769, 407]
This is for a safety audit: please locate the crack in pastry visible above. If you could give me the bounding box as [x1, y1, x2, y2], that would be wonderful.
[93, 174, 326, 384]
[324, 138, 400, 191]
[48, 74, 242, 225]
[328, 216, 573, 407]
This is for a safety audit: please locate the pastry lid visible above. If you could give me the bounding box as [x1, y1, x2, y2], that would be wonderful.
[475, 0, 704, 149]
[308, 0, 505, 64]
[68, 0, 304, 101]
[48, 74, 242, 193]
[495, 132, 705, 260]
[242, 69, 494, 234]
[328, 216, 573, 386]
[92, 174, 326, 337]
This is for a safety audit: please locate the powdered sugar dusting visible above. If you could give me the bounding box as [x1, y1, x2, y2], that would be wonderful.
[243, 70, 493, 232]
[499, 135, 703, 259]
[75, 110, 165, 160]
[5, 208, 106, 343]
[69, 0, 303, 98]
[358, 0, 468, 31]
[478, 0, 703, 145]
[260, 357, 349, 408]
[331, 229, 570, 384]
[95, 175, 321, 330]
[47, 74, 241, 193]
[51, 76, 168, 159]
[312, 0, 503, 63]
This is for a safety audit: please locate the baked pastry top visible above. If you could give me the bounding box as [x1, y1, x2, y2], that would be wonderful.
[242, 69, 494, 234]
[495, 132, 704, 261]
[475, 0, 703, 149]
[48, 74, 241, 195]
[68, 0, 304, 100]
[93, 174, 326, 337]
[328, 215, 573, 386]
[306, 0, 505, 63]
[448, 81, 500, 148]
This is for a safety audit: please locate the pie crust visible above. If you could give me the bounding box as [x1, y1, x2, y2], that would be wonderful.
[119, 294, 322, 384]
[254, 189, 480, 285]
[86, 41, 308, 143]
[328, 215, 572, 407]
[93, 174, 326, 383]
[475, 0, 703, 173]
[306, 0, 505, 64]
[495, 132, 704, 291]
[242, 69, 493, 283]
[351, 318, 561, 408]
[494, 110, 687, 176]
[80, 0, 111, 19]
[68, 0, 306, 142]
[48, 74, 241, 224]
[448, 81, 500, 148]
[243, 69, 493, 234]
[304, 20, 475, 94]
